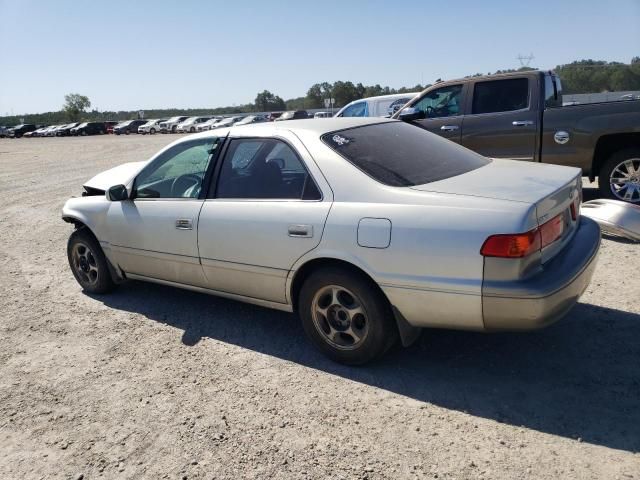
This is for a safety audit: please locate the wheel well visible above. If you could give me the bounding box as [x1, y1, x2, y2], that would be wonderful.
[290, 258, 386, 312]
[592, 133, 640, 181]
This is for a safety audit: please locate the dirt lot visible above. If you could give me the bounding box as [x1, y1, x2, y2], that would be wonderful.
[0, 135, 638, 480]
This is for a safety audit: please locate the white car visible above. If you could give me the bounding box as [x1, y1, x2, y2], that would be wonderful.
[196, 117, 223, 132]
[176, 117, 212, 134]
[335, 93, 419, 118]
[62, 118, 600, 364]
[42, 125, 62, 137]
[159, 116, 189, 134]
[209, 116, 245, 130]
[138, 119, 166, 135]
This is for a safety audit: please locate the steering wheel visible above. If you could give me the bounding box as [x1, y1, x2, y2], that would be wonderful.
[171, 174, 202, 198]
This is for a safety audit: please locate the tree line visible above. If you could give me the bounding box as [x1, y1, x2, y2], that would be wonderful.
[2, 58, 639, 127]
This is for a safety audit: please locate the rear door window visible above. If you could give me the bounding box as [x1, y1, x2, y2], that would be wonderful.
[322, 122, 489, 187]
[472, 78, 529, 114]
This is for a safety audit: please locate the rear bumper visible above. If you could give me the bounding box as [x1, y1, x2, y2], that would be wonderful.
[482, 216, 601, 330]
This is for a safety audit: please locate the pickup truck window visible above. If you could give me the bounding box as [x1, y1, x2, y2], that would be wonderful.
[472, 78, 529, 114]
[322, 122, 489, 187]
[413, 84, 463, 118]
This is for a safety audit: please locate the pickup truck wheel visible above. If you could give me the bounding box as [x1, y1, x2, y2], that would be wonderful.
[299, 267, 397, 365]
[67, 228, 116, 294]
[599, 148, 640, 204]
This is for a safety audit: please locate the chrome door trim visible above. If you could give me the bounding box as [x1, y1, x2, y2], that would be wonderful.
[512, 120, 534, 126]
[125, 273, 293, 312]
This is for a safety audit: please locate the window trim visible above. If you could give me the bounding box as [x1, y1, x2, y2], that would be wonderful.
[207, 135, 324, 202]
[469, 77, 531, 117]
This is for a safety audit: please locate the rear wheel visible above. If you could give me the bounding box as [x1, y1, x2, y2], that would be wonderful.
[67, 228, 116, 294]
[299, 267, 398, 365]
[599, 148, 640, 204]
[190, 127, 195, 133]
[150, 128, 156, 134]
[171, 125, 177, 133]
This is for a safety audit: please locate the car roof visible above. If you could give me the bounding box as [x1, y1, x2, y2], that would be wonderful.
[189, 117, 393, 140]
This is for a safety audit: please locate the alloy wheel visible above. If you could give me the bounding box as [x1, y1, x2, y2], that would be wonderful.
[610, 158, 640, 203]
[311, 285, 370, 350]
[71, 242, 99, 286]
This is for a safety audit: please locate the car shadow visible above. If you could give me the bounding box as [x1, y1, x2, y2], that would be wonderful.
[91, 281, 640, 453]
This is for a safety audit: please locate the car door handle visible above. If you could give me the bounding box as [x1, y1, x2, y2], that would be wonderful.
[512, 120, 534, 126]
[175, 219, 193, 230]
[440, 125, 459, 131]
[288, 225, 313, 238]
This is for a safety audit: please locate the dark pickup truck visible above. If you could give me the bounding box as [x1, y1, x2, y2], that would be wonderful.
[395, 70, 640, 203]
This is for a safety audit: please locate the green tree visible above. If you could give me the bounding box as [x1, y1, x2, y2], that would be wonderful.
[63, 93, 91, 121]
[254, 90, 286, 111]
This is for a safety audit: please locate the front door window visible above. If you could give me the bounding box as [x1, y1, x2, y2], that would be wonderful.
[134, 138, 218, 199]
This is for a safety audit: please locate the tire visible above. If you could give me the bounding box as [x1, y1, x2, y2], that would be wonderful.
[125, 129, 130, 135]
[67, 228, 116, 294]
[298, 267, 398, 365]
[190, 127, 195, 133]
[150, 128, 156, 134]
[598, 147, 640, 204]
[171, 125, 177, 133]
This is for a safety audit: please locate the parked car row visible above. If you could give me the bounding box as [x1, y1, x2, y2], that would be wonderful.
[2, 109, 344, 139]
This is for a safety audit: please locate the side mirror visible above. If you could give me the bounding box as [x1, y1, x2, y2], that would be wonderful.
[107, 184, 129, 201]
[398, 107, 426, 122]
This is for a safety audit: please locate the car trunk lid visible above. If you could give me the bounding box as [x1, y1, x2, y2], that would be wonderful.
[410, 159, 583, 263]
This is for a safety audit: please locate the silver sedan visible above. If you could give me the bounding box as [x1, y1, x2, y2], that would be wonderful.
[62, 118, 600, 364]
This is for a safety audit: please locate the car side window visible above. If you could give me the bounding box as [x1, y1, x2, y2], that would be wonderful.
[134, 138, 217, 199]
[340, 101, 368, 117]
[215, 138, 321, 200]
[472, 78, 529, 114]
[412, 84, 463, 118]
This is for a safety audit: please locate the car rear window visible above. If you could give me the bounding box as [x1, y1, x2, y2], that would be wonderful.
[321, 121, 490, 187]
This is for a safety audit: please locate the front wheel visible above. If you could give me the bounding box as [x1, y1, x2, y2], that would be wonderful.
[150, 128, 156, 134]
[599, 148, 640, 204]
[299, 267, 398, 365]
[67, 228, 116, 294]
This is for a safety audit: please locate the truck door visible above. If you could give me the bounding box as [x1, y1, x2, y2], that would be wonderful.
[461, 77, 539, 161]
[405, 83, 466, 143]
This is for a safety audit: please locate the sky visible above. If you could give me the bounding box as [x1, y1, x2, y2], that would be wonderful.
[1, 0, 639, 115]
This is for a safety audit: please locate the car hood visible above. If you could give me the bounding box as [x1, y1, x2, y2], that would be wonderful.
[410, 159, 581, 204]
[84, 160, 149, 191]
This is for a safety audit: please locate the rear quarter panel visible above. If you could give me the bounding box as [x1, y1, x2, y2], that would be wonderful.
[292, 186, 535, 330]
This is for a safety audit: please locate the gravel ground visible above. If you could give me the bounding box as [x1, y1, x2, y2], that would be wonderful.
[0, 135, 639, 480]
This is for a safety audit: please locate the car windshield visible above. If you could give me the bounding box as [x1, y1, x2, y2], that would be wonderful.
[321, 121, 490, 187]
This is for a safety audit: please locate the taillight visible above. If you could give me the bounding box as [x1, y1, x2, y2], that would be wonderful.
[481, 213, 565, 258]
[480, 229, 541, 258]
[540, 213, 564, 246]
